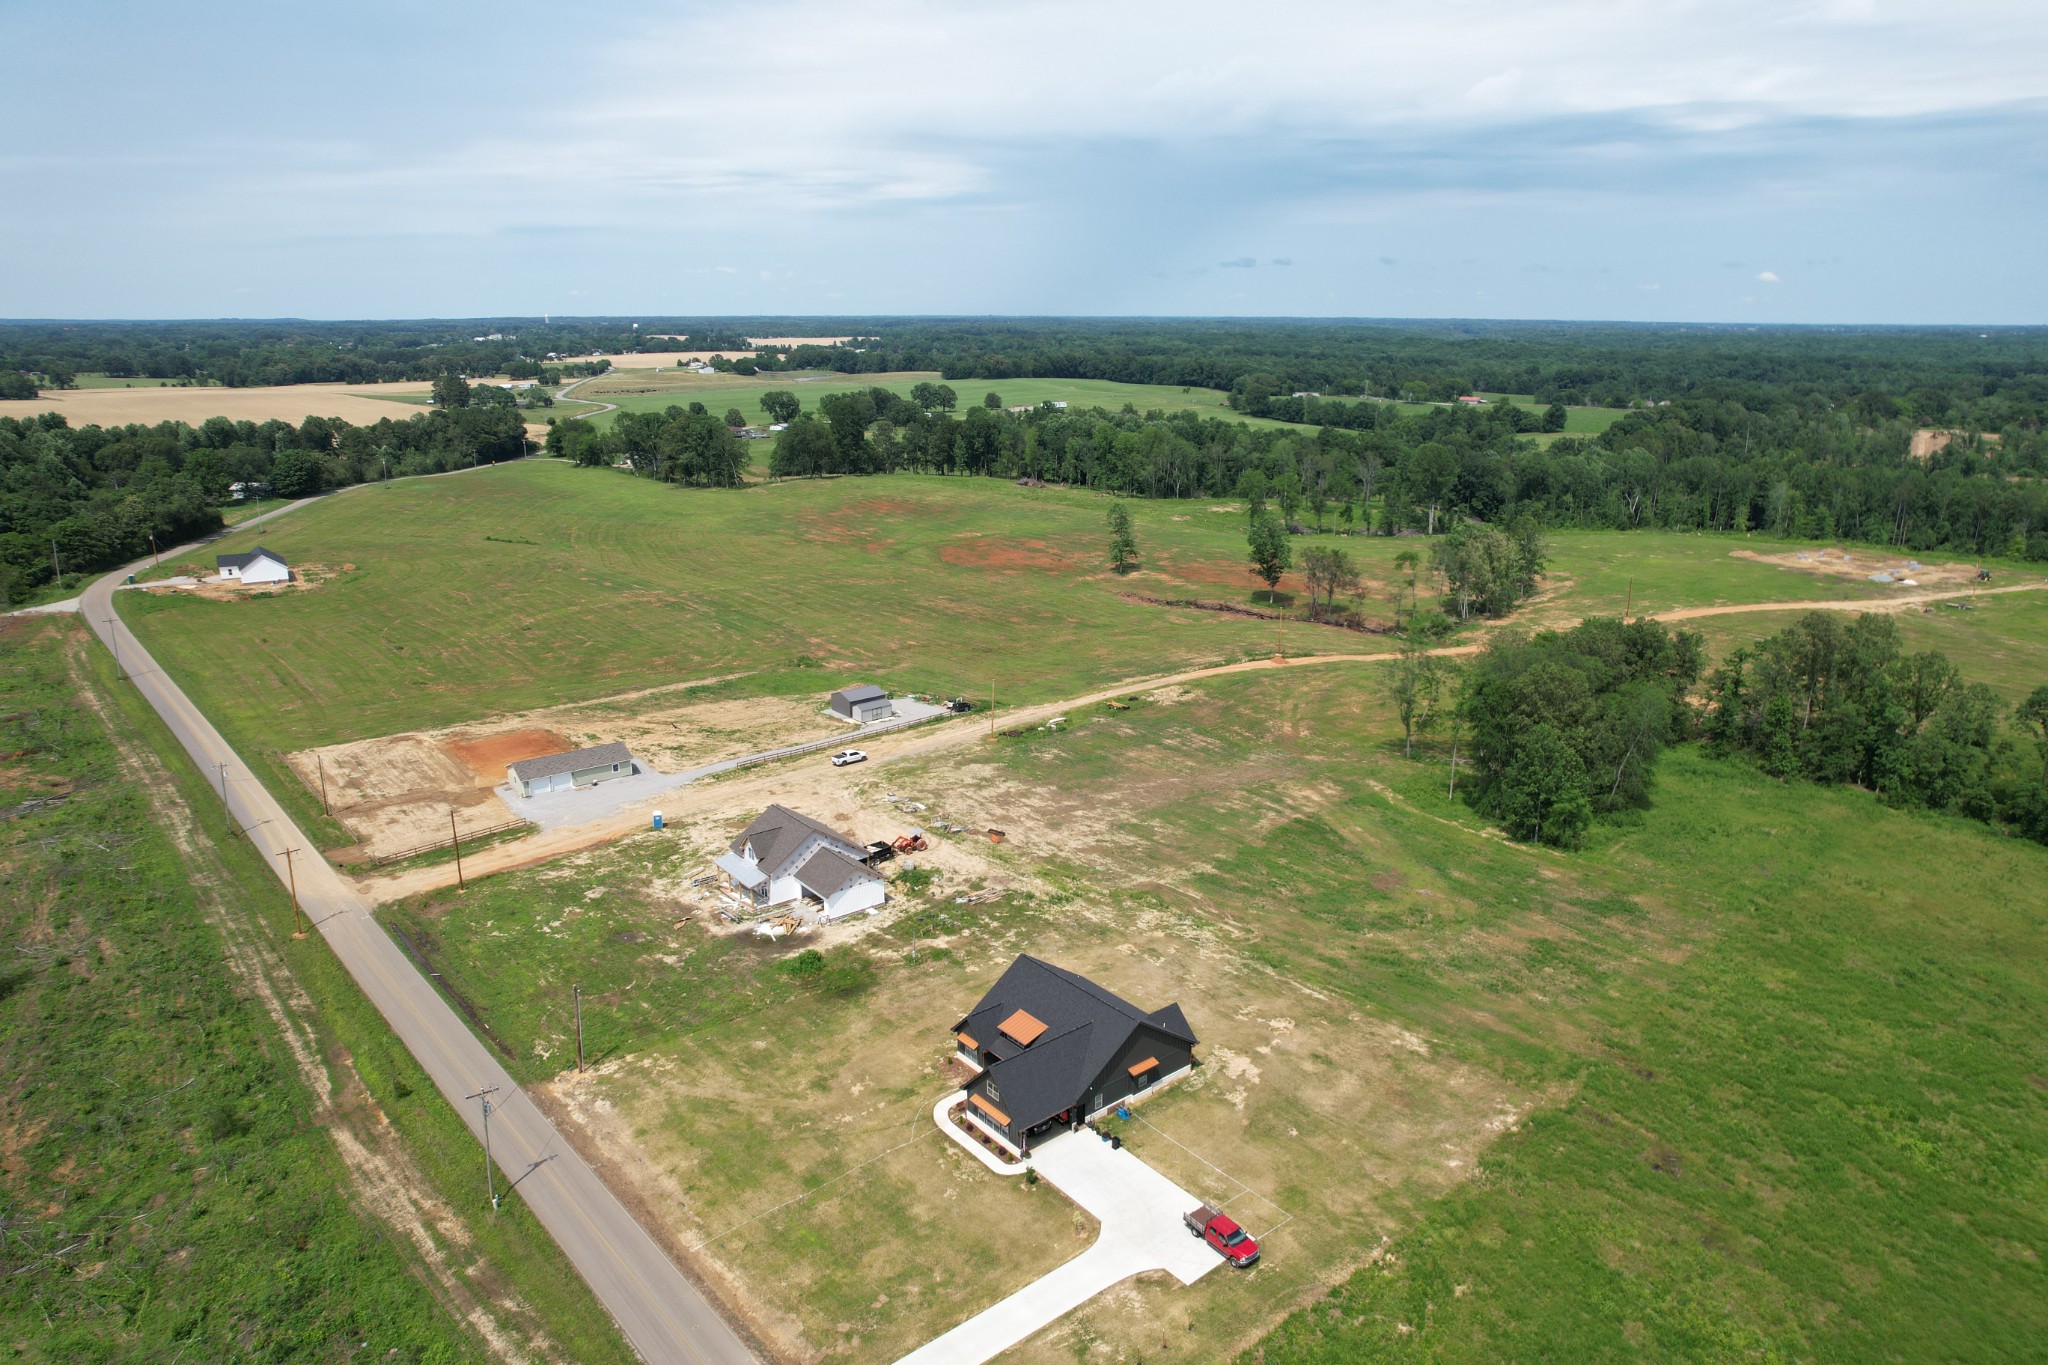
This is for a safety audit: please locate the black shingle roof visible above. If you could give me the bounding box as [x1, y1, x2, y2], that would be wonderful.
[954, 955, 1197, 1131]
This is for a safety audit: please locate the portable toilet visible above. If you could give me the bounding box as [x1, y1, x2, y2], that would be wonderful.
[652, 810, 664, 831]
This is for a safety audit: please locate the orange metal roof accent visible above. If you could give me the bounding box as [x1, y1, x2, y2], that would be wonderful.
[1127, 1056, 1160, 1076]
[998, 1009, 1048, 1046]
[970, 1093, 1010, 1126]
[955, 1032, 979, 1050]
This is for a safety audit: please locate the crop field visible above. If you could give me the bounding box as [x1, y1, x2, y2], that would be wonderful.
[374, 649, 2048, 1363]
[9, 379, 439, 429]
[0, 618, 631, 1363]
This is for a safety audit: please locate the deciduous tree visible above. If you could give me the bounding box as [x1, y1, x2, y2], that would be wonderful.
[1247, 512, 1291, 602]
[1107, 499, 1138, 574]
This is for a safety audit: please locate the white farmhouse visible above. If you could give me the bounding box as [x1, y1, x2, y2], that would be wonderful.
[215, 547, 291, 584]
[715, 804, 885, 921]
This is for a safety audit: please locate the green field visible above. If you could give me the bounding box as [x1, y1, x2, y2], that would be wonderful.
[378, 653, 2048, 1362]
[65, 373, 207, 388]
[572, 368, 1306, 431]
[0, 618, 632, 1363]
[119, 462, 2029, 761]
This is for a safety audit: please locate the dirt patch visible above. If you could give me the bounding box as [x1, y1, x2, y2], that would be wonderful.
[1910, 429, 2002, 461]
[7, 381, 436, 429]
[444, 728, 573, 785]
[146, 561, 353, 601]
[940, 536, 1084, 573]
[1727, 547, 1985, 589]
[297, 681, 855, 862]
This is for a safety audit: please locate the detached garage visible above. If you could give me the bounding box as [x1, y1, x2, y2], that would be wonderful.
[830, 684, 895, 723]
[507, 742, 635, 797]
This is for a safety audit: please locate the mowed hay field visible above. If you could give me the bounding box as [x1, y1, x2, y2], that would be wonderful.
[113, 460, 1991, 768]
[380, 660, 2048, 1362]
[8, 380, 437, 428]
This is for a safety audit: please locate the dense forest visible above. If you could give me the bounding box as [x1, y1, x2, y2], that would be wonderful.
[0, 407, 524, 602]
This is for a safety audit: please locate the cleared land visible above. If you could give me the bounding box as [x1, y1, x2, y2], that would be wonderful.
[118, 462, 2039, 862]
[378, 650, 2048, 1363]
[7, 379, 442, 428]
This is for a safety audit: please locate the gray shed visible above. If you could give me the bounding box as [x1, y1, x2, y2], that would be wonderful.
[829, 684, 894, 723]
[507, 741, 635, 797]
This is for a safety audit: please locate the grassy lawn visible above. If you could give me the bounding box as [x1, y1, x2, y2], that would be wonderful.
[65, 373, 205, 388]
[0, 617, 631, 1363]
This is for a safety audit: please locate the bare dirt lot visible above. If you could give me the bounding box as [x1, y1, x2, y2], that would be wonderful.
[293, 681, 860, 863]
[1910, 428, 2003, 461]
[1728, 545, 1984, 588]
[12, 380, 434, 428]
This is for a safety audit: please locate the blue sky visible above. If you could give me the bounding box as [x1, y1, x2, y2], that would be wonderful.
[4, 0, 2045, 322]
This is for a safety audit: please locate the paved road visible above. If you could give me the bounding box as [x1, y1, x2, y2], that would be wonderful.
[82, 512, 756, 1365]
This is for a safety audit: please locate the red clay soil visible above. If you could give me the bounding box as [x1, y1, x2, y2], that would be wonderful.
[441, 728, 573, 785]
[938, 537, 1079, 572]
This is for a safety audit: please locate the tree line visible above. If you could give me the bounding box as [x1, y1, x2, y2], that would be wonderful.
[0, 407, 526, 603]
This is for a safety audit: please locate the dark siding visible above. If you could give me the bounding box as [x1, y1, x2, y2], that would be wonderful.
[1083, 1024, 1195, 1113]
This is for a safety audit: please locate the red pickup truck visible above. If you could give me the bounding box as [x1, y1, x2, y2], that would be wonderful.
[1184, 1205, 1260, 1267]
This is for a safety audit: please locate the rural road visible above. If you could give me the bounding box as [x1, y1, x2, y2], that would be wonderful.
[359, 575, 2048, 901]
[83, 524, 756, 1365]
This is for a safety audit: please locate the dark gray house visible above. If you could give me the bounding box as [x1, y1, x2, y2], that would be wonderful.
[829, 684, 894, 723]
[507, 741, 635, 797]
[952, 955, 1197, 1157]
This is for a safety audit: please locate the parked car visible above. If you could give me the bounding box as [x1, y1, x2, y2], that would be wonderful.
[830, 748, 868, 767]
[1184, 1205, 1261, 1267]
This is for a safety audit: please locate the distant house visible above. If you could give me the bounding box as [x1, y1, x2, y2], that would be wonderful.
[227, 480, 271, 502]
[952, 955, 1198, 1157]
[714, 804, 884, 920]
[507, 741, 635, 797]
[1457, 395, 1487, 405]
[215, 546, 291, 584]
[830, 684, 895, 723]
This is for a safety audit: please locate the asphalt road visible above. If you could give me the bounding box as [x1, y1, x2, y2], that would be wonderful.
[81, 504, 756, 1365]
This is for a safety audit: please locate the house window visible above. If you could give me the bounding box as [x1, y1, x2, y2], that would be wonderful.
[986, 1081, 1001, 1103]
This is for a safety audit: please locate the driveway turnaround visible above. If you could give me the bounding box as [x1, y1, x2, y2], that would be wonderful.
[84, 505, 756, 1365]
[896, 1125, 1220, 1365]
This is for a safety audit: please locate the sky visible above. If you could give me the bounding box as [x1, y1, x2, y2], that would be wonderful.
[3, 0, 2046, 323]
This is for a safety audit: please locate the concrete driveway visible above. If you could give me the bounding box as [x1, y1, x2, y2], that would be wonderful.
[896, 1126, 1220, 1365]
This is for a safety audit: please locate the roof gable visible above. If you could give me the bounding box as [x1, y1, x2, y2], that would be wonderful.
[953, 955, 1197, 1099]
[793, 847, 877, 898]
[730, 804, 861, 873]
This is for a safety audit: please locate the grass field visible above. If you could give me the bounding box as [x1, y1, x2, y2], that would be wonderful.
[0, 617, 633, 1363]
[373, 651, 2048, 1362]
[573, 368, 1307, 431]
[113, 461, 2037, 859]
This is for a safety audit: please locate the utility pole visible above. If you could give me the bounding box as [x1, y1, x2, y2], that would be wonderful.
[1447, 718, 1462, 800]
[316, 753, 330, 815]
[278, 847, 306, 936]
[51, 540, 62, 587]
[450, 809, 466, 891]
[148, 532, 160, 567]
[1276, 609, 1285, 663]
[1624, 578, 1634, 625]
[103, 618, 124, 680]
[987, 679, 996, 741]
[465, 1086, 501, 1210]
[215, 762, 231, 821]
[573, 985, 584, 1072]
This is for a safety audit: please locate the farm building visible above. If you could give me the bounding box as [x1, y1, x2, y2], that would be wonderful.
[829, 684, 895, 723]
[715, 804, 884, 921]
[214, 547, 291, 584]
[952, 955, 1198, 1158]
[506, 741, 635, 797]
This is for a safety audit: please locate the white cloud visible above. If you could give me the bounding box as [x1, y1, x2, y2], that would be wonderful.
[1758, 270, 1783, 282]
